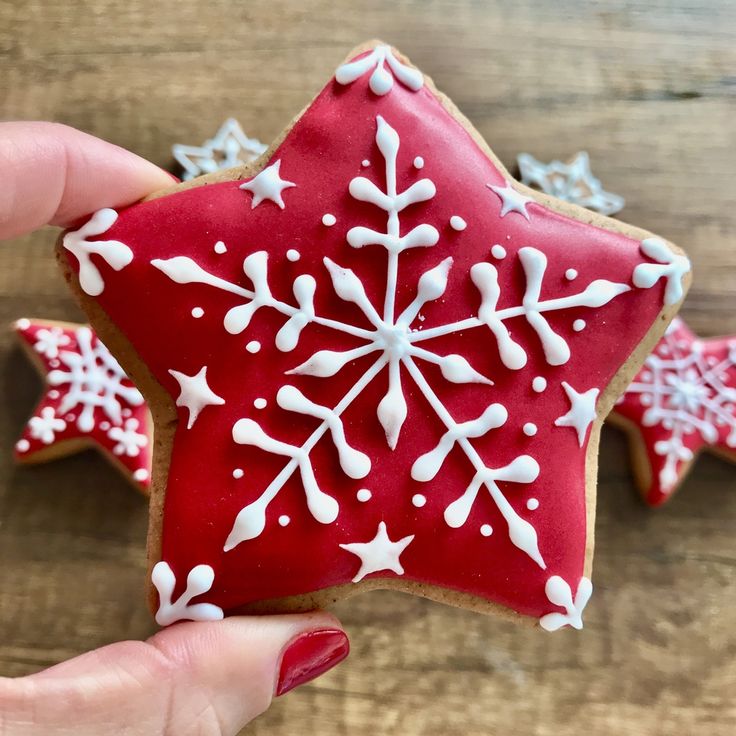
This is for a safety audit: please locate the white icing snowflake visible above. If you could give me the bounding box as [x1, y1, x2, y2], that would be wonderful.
[624, 319, 736, 493]
[48, 326, 144, 433]
[517, 152, 624, 216]
[32, 327, 71, 360]
[28, 407, 67, 444]
[108, 417, 149, 457]
[172, 118, 267, 181]
[153, 115, 652, 570]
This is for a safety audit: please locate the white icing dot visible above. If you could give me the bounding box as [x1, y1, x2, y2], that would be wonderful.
[412, 494, 427, 508]
[450, 215, 467, 231]
[246, 340, 261, 354]
[50, 360, 60, 368]
[361, 159, 370, 167]
[573, 319, 586, 332]
[413, 156, 424, 169]
[214, 241, 227, 254]
[133, 469, 149, 482]
[16, 439, 30, 452]
[99, 421, 111, 431]
[233, 468, 244, 479]
[286, 249, 301, 262]
[191, 307, 205, 319]
[565, 269, 578, 281]
[322, 213, 337, 227]
[254, 398, 267, 409]
[122, 408, 132, 418]
[527, 498, 540, 511]
[357, 488, 372, 502]
[532, 376, 547, 393]
[48, 390, 59, 400]
[16, 319, 30, 330]
[491, 244, 506, 259]
[523, 422, 538, 436]
[65, 414, 75, 422]
[480, 524, 493, 537]
[278, 515, 290, 527]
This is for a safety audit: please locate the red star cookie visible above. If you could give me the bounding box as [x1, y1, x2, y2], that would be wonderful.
[14, 319, 152, 493]
[611, 317, 736, 506]
[57, 42, 690, 630]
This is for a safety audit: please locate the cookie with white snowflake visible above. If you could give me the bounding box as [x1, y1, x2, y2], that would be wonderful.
[57, 41, 690, 630]
[610, 317, 736, 506]
[14, 319, 152, 493]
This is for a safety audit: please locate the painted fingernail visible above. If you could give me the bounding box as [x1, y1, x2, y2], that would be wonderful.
[275, 629, 349, 696]
[164, 171, 181, 183]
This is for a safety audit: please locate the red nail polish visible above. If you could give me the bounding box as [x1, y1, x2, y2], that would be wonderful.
[164, 171, 181, 183]
[275, 629, 349, 696]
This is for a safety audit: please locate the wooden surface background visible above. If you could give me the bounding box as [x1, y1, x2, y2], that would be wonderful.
[1, 1, 735, 733]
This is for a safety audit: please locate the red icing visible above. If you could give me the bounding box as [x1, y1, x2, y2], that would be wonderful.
[614, 318, 736, 506]
[14, 320, 152, 490]
[60, 49, 674, 623]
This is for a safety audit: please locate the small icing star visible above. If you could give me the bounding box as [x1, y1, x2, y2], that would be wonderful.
[239, 160, 296, 209]
[13, 319, 151, 492]
[554, 381, 599, 446]
[339, 521, 414, 582]
[172, 118, 267, 181]
[168, 366, 225, 429]
[517, 152, 624, 216]
[487, 181, 534, 220]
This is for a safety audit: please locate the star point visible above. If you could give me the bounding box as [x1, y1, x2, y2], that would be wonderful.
[168, 366, 225, 429]
[239, 160, 296, 209]
[339, 521, 414, 583]
[554, 381, 599, 447]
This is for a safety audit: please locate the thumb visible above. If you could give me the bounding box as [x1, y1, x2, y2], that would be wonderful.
[1, 613, 349, 735]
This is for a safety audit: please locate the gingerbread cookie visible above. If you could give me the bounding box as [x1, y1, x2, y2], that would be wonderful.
[172, 119, 267, 181]
[517, 151, 624, 216]
[610, 317, 736, 506]
[14, 319, 152, 493]
[57, 42, 690, 630]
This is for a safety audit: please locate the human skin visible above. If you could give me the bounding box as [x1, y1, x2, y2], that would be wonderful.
[0, 121, 349, 736]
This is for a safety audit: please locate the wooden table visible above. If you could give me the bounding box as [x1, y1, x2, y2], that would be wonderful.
[1, 1, 735, 733]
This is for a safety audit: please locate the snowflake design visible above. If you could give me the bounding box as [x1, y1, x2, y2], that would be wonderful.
[517, 151, 624, 216]
[33, 327, 70, 359]
[172, 118, 267, 181]
[28, 407, 66, 444]
[622, 319, 736, 493]
[108, 417, 149, 457]
[48, 326, 144, 433]
[154, 115, 637, 567]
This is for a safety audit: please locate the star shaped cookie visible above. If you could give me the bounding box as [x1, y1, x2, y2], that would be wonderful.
[14, 319, 152, 492]
[611, 317, 736, 506]
[57, 42, 689, 629]
[517, 151, 625, 216]
[172, 118, 267, 181]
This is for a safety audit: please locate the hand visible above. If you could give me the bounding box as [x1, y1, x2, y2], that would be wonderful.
[0, 122, 349, 735]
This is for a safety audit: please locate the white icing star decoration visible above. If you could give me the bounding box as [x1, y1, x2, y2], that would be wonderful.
[554, 382, 599, 447]
[168, 366, 225, 429]
[172, 118, 267, 181]
[339, 521, 414, 582]
[487, 181, 534, 220]
[239, 160, 296, 209]
[517, 152, 625, 216]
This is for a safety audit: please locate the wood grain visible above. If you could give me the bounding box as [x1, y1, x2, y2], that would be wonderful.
[0, 1, 734, 734]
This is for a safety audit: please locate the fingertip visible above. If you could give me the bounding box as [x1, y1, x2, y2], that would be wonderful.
[0, 121, 175, 240]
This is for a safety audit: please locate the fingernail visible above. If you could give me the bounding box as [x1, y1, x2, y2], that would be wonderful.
[163, 171, 181, 183]
[275, 629, 349, 696]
